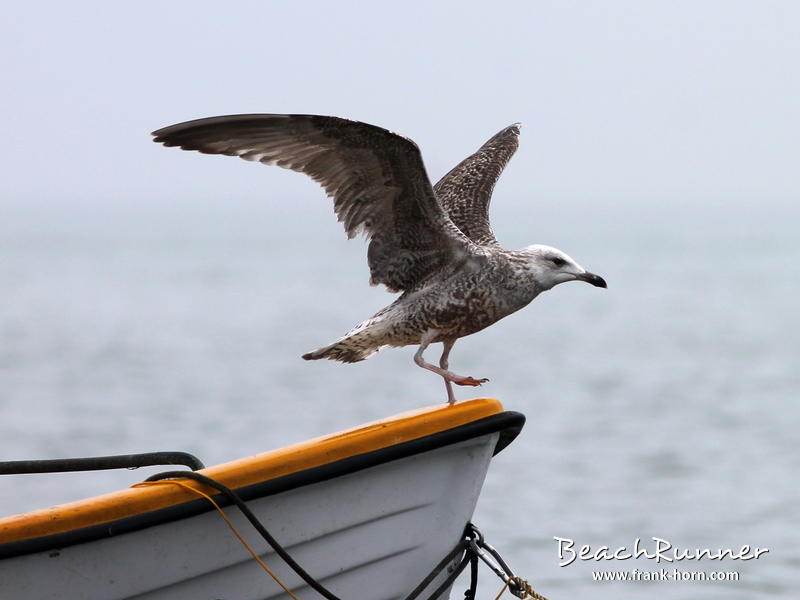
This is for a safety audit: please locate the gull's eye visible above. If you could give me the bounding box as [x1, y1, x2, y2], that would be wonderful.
[550, 256, 566, 267]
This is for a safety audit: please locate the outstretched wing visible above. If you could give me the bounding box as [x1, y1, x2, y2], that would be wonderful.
[153, 114, 476, 292]
[433, 124, 520, 247]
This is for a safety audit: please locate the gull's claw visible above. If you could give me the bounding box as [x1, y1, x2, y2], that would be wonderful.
[456, 376, 489, 387]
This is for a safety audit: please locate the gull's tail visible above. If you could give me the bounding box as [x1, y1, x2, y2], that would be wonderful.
[302, 317, 386, 364]
[302, 336, 381, 363]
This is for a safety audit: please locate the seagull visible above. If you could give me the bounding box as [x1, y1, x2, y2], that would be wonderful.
[152, 115, 606, 404]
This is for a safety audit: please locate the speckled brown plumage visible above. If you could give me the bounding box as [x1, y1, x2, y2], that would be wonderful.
[153, 114, 606, 403]
[434, 124, 520, 247]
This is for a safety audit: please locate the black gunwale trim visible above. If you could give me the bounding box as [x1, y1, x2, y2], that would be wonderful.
[0, 411, 524, 559]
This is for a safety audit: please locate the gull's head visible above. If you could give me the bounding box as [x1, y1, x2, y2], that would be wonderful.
[522, 244, 607, 291]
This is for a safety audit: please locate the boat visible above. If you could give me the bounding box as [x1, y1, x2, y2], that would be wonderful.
[0, 398, 526, 599]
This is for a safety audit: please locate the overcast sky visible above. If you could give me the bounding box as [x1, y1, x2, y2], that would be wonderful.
[2, 1, 798, 213]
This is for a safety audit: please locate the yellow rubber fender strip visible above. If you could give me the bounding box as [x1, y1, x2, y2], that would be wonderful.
[0, 398, 504, 543]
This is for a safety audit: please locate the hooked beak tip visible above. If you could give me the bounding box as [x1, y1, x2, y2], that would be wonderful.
[578, 272, 607, 288]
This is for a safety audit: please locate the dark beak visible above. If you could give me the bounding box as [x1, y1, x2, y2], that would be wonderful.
[577, 272, 607, 288]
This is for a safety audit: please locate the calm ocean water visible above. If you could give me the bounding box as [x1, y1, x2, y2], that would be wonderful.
[1, 199, 797, 599]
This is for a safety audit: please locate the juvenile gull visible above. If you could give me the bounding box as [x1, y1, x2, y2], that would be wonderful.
[152, 115, 607, 404]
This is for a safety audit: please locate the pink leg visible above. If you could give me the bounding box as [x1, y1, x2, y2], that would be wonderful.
[439, 340, 457, 405]
[413, 336, 488, 404]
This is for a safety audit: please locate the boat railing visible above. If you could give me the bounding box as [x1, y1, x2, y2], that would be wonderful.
[0, 451, 205, 474]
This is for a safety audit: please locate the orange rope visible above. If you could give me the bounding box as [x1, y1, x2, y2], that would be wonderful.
[132, 480, 299, 600]
[494, 581, 510, 599]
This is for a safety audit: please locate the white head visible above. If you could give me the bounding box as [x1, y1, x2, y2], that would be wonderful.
[521, 244, 607, 291]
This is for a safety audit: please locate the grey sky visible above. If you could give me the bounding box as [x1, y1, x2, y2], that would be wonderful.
[2, 1, 798, 211]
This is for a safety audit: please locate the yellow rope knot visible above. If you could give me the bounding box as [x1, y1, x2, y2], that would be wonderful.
[495, 576, 551, 600]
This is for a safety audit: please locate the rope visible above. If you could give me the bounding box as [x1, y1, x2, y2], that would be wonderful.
[493, 577, 550, 600]
[508, 576, 550, 600]
[463, 522, 551, 600]
[133, 480, 299, 600]
[131, 472, 550, 600]
[404, 523, 552, 600]
[465, 552, 479, 599]
[494, 582, 509, 600]
[402, 538, 469, 600]
[136, 470, 343, 600]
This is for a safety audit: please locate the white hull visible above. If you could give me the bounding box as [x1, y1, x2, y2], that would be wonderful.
[1, 401, 524, 600]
